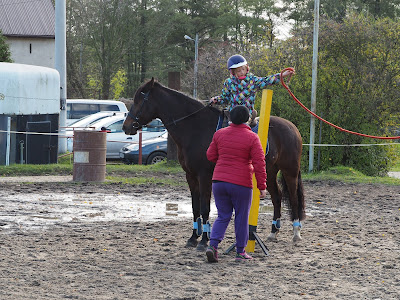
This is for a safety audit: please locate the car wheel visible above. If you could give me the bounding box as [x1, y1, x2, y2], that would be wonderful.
[146, 151, 167, 165]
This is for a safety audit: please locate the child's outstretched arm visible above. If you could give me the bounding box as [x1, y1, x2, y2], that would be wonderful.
[209, 79, 230, 104]
[254, 68, 295, 89]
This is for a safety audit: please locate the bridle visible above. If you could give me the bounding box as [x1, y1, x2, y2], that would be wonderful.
[127, 89, 211, 129]
[127, 90, 150, 129]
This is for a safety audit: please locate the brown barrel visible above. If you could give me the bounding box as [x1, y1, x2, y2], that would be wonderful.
[73, 131, 107, 182]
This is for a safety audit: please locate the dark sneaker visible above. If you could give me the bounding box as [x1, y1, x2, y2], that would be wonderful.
[235, 251, 253, 261]
[206, 246, 218, 263]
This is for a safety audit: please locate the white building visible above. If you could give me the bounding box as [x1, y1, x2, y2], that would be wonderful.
[0, 0, 55, 68]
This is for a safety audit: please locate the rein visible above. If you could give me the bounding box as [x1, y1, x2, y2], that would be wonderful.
[164, 104, 210, 127]
[128, 89, 211, 128]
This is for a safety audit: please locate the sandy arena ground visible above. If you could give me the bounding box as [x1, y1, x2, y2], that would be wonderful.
[0, 175, 399, 300]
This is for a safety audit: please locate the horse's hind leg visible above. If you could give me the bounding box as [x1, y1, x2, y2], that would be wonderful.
[282, 171, 302, 242]
[266, 166, 282, 241]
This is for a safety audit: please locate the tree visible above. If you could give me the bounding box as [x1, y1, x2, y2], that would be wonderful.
[0, 30, 12, 62]
[66, 0, 289, 100]
[281, 0, 400, 25]
[66, 0, 129, 99]
[257, 14, 400, 175]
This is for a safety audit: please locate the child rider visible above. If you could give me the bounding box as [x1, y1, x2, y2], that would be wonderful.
[210, 54, 295, 126]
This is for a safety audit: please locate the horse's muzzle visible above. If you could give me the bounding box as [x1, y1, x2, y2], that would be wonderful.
[122, 123, 138, 135]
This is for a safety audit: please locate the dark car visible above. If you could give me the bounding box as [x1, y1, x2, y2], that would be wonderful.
[119, 132, 168, 165]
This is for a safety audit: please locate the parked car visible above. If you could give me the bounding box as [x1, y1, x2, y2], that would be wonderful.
[66, 111, 124, 131]
[120, 132, 168, 165]
[66, 114, 166, 159]
[66, 99, 128, 125]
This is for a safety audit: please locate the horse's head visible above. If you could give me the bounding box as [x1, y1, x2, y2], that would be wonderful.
[123, 78, 158, 135]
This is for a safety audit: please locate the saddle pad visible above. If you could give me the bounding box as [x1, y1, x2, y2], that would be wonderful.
[252, 123, 269, 156]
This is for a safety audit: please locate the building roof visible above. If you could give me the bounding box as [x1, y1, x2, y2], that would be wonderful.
[0, 0, 55, 38]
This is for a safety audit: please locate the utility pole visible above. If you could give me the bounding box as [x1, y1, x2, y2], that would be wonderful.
[193, 33, 198, 99]
[55, 0, 67, 154]
[309, 0, 320, 172]
[184, 33, 199, 98]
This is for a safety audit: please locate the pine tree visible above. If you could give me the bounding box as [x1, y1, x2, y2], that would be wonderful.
[0, 30, 12, 62]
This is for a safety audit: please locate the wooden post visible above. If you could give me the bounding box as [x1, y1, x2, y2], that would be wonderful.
[245, 89, 273, 253]
[167, 72, 180, 161]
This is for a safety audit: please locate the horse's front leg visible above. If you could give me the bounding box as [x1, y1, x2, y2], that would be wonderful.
[266, 168, 282, 241]
[185, 173, 201, 248]
[196, 175, 212, 251]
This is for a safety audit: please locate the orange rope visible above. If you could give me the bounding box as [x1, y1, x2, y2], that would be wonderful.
[280, 67, 400, 140]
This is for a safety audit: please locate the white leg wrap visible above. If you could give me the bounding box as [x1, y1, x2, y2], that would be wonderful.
[293, 219, 302, 242]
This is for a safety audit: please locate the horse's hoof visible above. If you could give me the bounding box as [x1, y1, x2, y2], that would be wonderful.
[185, 239, 198, 248]
[267, 232, 278, 242]
[293, 235, 302, 242]
[293, 225, 302, 242]
[196, 242, 208, 252]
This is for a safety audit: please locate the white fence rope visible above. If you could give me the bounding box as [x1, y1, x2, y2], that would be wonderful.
[303, 143, 399, 147]
[0, 129, 164, 145]
[1, 130, 398, 147]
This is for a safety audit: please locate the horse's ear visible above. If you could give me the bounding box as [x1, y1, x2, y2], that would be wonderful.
[149, 77, 155, 88]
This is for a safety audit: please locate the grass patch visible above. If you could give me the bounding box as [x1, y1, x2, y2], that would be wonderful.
[0, 162, 399, 186]
[105, 175, 186, 186]
[105, 160, 183, 175]
[303, 166, 400, 185]
[390, 163, 400, 172]
[0, 164, 72, 176]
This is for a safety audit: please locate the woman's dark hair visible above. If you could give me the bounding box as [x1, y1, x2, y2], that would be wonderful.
[230, 105, 250, 124]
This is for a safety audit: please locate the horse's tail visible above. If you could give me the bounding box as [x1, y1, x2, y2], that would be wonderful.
[281, 170, 306, 221]
[296, 171, 306, 220]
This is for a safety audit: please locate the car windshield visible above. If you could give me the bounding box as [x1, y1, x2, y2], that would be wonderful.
[68, 112, 117, 127]
[142, 119, 166, 132]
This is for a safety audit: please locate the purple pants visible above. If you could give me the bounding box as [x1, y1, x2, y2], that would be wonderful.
[209, 181, 252, 254]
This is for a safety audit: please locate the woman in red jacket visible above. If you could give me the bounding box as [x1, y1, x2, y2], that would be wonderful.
[206, 105, 267, 262]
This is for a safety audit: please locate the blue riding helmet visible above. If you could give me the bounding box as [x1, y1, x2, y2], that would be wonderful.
[227, 54, 247, 70]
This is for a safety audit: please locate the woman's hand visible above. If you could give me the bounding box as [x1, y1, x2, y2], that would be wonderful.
[260, 189, 267, 199]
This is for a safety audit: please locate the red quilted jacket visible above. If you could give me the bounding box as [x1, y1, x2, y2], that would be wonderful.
[206, 123, 267, 190]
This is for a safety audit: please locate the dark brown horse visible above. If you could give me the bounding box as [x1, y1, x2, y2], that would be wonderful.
[123, 78, 305, 251]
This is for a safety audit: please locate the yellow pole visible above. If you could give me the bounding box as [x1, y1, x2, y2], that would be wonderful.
[245, 89, 273, 252]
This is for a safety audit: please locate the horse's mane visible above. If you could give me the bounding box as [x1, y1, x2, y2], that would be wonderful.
[149, 80, 221, 115]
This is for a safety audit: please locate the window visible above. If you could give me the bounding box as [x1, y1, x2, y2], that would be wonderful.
[106, 120, 124, 133]
[69, 104, 100, 119]
[99, 104, 119, 111]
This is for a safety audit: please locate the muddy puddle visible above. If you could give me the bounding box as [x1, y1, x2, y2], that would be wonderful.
[0, 192, 211, 231]
[0, 189, 331, 232]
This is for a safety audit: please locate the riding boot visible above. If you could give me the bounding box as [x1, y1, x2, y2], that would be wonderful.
[248, 109, 258, 127]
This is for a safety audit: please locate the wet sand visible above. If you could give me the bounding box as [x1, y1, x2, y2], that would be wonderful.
[0, 179, 399, 299]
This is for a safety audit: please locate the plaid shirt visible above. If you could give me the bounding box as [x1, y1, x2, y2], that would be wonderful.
[214, 73, 281, 114]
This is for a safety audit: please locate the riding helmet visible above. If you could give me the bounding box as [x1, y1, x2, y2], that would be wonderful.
[227, 54, 247, 70]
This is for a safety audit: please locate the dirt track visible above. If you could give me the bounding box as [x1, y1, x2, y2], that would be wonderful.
[0, 177, 399, 299]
